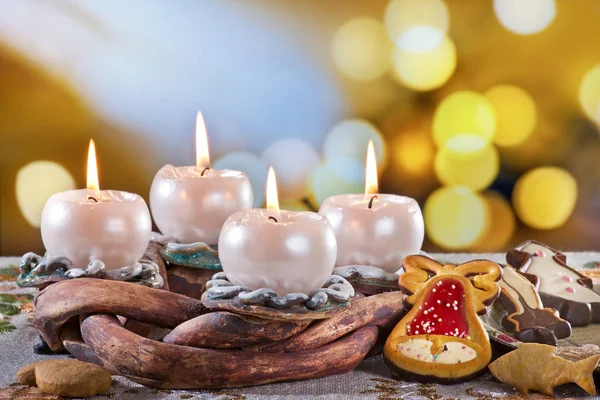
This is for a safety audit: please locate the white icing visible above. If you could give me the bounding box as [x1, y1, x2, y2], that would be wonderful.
[397, 339, 477, 364]
[398, 338, 434, 361]
[499, 281, 524, 314]
[521, 243, 600, 303]
[436, 342, 477, 364]
[500, 266, 541, 312]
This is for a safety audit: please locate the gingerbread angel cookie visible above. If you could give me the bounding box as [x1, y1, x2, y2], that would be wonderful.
[497, 266, 571, 345]
[507, 240, 600, 326]
[383, 255, 502, 383]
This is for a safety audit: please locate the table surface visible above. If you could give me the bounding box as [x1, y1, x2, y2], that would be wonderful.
[2, 252, 600, 400]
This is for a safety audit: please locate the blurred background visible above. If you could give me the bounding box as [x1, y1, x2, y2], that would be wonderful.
[1, 0, 599, 256]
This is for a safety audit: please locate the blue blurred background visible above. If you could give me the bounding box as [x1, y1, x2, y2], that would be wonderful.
[1, 0, 599, 256]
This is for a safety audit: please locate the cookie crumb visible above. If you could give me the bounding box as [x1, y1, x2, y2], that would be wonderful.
[417, 383, 442, 400]
[466, 387, 493, 400]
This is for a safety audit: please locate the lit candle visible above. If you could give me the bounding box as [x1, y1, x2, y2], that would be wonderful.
[218, 167, 337, 295]
[319, 141, 424, 273]
[150, 112, 253, 245]
[41, 140, 152, 269]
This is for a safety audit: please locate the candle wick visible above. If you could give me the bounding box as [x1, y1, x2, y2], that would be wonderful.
[200, 167, 210, 176]
[368, 195, 378, 209]
[268, 216, 278, 223]
[87, 196, 98, 203]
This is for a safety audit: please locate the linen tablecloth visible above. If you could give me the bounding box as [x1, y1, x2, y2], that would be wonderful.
[2, 252, 600, 399]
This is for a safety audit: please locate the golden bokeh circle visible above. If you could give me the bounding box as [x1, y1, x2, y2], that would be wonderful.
[392, 35, 456, 91]
[434, 134, 500, 191]
[513, 167, 578, 230]
[424, 186, 488, 250]
[493, 0, 556, 36]
[384, 0, 449, 52]
[579, 65, 600, 124]
[435, 134, 500, 191]
[16, 161, 76, 228]
[393, 129, 436, 176]
[332, 18, 393, 82]
[485, 85, 537, 147]
[432, 91, 496, 147]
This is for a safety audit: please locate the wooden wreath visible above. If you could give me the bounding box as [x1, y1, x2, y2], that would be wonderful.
[32, 277, 407, 389]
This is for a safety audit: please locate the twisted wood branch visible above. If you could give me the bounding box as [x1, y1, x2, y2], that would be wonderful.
[32, 273, 406, 388]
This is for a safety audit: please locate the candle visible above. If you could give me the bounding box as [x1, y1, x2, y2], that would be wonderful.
[319, 141, 424, 273]
[41, 140, 152, 269]
[150, 112, 253, 245]
[218, 167, 337, 296]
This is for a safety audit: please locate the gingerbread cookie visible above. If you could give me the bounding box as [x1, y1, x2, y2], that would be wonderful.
[383, 255, 501, 383]
[507, 240, 600, 326]
[497, 266, 571, 345]
[489, 343, 600, 396]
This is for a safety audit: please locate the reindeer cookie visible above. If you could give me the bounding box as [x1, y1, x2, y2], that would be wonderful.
[497, 266, 571, 345]
[507, 240, 600, 326]
[384, 255, 502, 383]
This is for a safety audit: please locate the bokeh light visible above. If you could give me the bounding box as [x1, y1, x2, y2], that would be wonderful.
[332, 18, 393, 82]
[432, 91, 496, 147]
[424, 186, 488, 250]
[579, 65, 600, 124]
[513, 167, 578, 230]
[434, 134, 500, 191]
[261, 138, 320, 201]
[380, 104, 439, 201]
[392, 35, 456, 91]
[493, 0, 556, 35]
[393, 129, 436, 176]
[384, 0, 449, 52]
[2, 1, 600, 256]
[485, 85, 537, 147]
[16, 161, 76, 228]
[471, 191, 516, 252]
[213, 152, 269, 207]
[323, 119, 387, 168]
[307, 156, 364, 209]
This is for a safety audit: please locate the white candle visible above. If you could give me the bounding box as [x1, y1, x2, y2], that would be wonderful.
[218, 168, 337, 295]
[41, 140, 151, 269]
[319, 141, 424, 273]
[150, 112, 253, 245]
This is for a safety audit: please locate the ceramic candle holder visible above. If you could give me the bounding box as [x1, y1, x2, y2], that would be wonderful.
[17, 241, 166, 289]
[148, 232, 223, 299]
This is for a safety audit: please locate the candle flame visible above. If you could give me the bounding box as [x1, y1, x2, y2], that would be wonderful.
[266, 167, 280, 219]
[196, 111, 211, 169]
[365, 140, 378, 195]
[87, 139, 100, 193]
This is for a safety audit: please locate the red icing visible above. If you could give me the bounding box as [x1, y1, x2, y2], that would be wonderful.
[406, 278, 469, 338]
